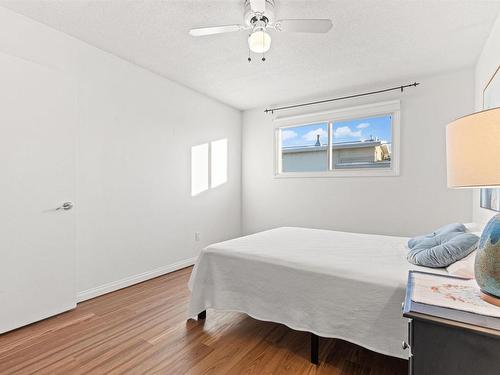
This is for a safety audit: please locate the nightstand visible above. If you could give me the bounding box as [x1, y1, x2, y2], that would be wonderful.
[402, 271, 500, 375]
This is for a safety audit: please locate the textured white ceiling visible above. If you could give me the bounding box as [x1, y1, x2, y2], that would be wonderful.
[2, 0, 500, 110]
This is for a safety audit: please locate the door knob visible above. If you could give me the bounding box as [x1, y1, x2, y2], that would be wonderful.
[56, 202, 73, 211]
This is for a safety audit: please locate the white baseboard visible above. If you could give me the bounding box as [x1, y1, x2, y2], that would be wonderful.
[76, 257, 197, 303]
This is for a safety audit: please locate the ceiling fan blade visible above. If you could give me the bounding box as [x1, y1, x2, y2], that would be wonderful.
[189, 24, 245, 37]
[249, 0, 266, 13]
[275, 19, 333, 33]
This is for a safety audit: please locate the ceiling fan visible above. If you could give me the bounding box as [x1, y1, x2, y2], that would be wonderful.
[189, 0, 333, 61]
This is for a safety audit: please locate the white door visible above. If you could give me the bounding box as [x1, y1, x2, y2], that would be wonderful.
[0, 52, 77, 333]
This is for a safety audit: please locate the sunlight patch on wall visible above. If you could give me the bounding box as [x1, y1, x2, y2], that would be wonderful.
[191, 143, 209, 196]
[211, 138, 228, 188]
[191, 138, 228, 196]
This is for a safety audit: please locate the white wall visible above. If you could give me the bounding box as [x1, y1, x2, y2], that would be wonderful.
[473, 12, 500, 226]
[0, 7, 241, 299]
[242, 69, 474, 237]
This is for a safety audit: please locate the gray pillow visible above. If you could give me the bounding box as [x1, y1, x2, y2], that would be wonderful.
[407, 223, 466, 249]
[407, 232, 479, 268]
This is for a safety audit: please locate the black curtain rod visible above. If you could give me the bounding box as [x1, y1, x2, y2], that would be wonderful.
[264, 82, 420, 114]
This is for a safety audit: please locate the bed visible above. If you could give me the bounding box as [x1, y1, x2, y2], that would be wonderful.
[188, 227, 447, 362]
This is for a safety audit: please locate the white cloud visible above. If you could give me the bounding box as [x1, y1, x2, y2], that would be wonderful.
[334, 126, 362, 138]
[356, 122, 370, 129]
[302, 127, 328, 142]
[281, 129, 298, 141]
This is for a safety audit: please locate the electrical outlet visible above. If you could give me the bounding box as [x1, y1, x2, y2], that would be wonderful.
[194, 232, 201, 241]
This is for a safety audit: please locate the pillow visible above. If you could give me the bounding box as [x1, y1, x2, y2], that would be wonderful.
[446, 251, 476, 279]
[463, 222, 484, 233]
[407, 232, 479, 268]
[407, 223, 466, 249]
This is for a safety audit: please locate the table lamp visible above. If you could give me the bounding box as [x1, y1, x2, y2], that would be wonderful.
[446, 106, 500, 306]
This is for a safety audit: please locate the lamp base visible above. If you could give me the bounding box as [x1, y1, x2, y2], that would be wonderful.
[480, 290, 500, 307]
[475, 213, 500, 307]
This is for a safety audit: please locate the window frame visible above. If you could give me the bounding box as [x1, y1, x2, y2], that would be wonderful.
[273, 100, 400, 178]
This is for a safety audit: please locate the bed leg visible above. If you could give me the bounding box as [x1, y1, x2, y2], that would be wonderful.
[197, 310, 206, 320]
[311, 333, 319, 365]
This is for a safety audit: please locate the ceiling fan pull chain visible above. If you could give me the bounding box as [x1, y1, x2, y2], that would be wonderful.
[261, 31, 266, 61]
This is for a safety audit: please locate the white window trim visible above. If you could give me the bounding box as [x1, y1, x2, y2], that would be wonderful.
[273, 100, 401, 178]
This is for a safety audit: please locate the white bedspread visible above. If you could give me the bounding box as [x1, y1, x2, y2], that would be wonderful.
[188, 227, 447, 359]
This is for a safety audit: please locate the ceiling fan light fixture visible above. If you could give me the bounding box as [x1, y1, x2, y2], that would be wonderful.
[248, 29, 271, 53]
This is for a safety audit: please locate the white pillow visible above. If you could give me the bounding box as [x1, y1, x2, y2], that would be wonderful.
[464, 222, 484, 233]
[446, 250, 476, 279]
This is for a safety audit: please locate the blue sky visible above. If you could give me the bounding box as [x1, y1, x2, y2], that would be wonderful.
[281, 115, 392, 147]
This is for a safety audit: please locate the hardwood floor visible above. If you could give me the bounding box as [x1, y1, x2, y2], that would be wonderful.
[0, 267, 407, 374]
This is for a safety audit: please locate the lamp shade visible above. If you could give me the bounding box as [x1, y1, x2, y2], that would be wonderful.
[446, 107, 500, 188]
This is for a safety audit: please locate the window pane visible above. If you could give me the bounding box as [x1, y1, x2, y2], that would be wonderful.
[331, 115, 392, 169]
[280, 122, 328, 172]
[191, 143, 209, 196]
[211, 138, 228, 188]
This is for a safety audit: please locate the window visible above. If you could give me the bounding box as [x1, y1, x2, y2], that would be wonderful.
[281, 122, 328, 172]
[332, 115, 392, 169]
[275, 101, 400, 177]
